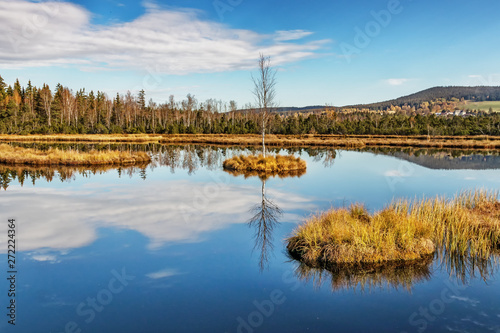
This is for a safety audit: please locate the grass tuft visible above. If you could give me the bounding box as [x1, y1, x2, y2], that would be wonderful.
[222, 154, 306, 174]
[287, 190, 500, 266]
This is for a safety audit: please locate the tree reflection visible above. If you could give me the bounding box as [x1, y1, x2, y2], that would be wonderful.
[0, 164, 147, 190]
[224, 161, 308, 272]
[308, 148, 337, 168]
[248, 178, 283, 271]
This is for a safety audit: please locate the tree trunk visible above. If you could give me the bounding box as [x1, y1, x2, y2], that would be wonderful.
[262, 116, 266, 157]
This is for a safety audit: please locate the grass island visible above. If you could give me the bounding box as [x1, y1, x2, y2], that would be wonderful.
[287, 190, 500, 267]
[0, 143, 151, 166]
[223, 154, 307, 174]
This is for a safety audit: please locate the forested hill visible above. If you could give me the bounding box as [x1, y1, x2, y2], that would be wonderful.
[345, 86, 500, 110]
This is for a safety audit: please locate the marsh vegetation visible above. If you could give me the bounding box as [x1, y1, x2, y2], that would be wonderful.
[223, 154, 306, 175]
[0, 143, 150, 165]
[287, 190, 500, 267]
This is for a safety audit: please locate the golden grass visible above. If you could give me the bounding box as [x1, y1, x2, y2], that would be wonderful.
[1, 134, 500, 149]
[223, 154, 307, 174]
[0, 144, 151, 166]
[287, 190, 500, 266]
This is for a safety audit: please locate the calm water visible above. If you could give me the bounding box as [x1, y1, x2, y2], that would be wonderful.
[1, 146, 500, 333]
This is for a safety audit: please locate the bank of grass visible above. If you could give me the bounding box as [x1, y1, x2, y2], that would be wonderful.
[0, 144, 151, 166]
[223, 154, 307, 173]
[287, 190, 500, 266]
[1, 134, 500, 149]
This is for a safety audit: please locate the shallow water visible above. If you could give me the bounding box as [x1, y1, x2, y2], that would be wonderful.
[1, 146, 499, 333]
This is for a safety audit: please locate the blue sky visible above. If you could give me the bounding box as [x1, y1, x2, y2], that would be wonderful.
[1, 0, 500, 108]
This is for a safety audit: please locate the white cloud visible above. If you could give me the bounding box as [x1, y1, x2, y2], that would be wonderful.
[274, 30, 313, 42]
[0, 0, 329, 74]
[385, 78, 409, 86]
[467, 74, 500, 86]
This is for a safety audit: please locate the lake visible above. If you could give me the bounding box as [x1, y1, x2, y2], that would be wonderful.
[1, 145, 500, 333]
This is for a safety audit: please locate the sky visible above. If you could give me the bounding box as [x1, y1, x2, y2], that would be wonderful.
[1, 0, 500, 108]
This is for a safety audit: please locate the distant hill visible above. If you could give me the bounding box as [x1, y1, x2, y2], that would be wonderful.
[272, 86, 500, 113]
[346, 86, 500, 110]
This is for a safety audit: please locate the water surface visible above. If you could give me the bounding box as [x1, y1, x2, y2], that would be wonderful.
[1, 146, 499, 333]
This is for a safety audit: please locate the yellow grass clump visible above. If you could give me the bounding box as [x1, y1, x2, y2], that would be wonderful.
[287, 190, 500, 266]
[0, 144, 151, 166]
[223, 154, 307, 173]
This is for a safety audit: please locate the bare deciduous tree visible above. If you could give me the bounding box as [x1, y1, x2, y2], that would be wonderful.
[252, 53, 277, 157]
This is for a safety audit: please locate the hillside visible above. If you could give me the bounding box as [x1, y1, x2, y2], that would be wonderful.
[344, 86, 500, 110]
[275, 86, 500, 113]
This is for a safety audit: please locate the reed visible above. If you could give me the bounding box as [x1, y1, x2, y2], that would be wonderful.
[287, 190, 500, 266]
[223, 154, 307, 173]
[0, 144, 151, 166]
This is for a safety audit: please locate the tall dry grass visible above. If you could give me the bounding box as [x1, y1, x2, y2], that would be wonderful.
[287, 190, 500, 266]
[223, 154, 307, 173]
[0, 144, 151, 165]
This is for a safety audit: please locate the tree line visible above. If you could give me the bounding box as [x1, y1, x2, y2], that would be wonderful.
[1, 75, 500, 136]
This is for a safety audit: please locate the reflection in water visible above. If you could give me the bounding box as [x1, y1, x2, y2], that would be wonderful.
[1, 144, 325, 188]
[439, 251, 499, 284]
[224, 168, 306, 180]
[222, 154, 311, 271]
[289, 251, 500, 293]
[248, 178, 283, 271]
[309, 148, 337, 168]
[290, 257, 433, 293]
[0, 164, 149, 190]
[362, 147, 500, 170]
[0, 144, 335, 188]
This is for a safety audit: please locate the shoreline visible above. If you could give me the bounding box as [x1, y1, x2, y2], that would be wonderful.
[0, 134, 500, 149]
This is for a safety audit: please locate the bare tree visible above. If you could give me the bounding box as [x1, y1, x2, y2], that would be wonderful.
[252, 53, 277, 157]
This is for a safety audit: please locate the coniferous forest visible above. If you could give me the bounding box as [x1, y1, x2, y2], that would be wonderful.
[1, 75, 500, 136]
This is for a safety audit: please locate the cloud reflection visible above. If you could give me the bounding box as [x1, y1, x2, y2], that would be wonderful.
[0, 179, 315, 257]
